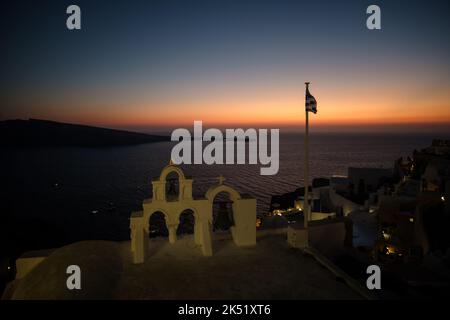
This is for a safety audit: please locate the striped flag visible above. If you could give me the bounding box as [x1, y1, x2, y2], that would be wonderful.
[305, 86, 317, 114]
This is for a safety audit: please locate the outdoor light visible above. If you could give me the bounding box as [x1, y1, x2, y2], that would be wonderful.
[387, 246, 396, 255]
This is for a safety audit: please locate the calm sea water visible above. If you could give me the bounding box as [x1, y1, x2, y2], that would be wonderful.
[0, 132, 446, 250]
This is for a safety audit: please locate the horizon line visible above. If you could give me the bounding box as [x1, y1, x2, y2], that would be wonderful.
[3, 118, 450, 136]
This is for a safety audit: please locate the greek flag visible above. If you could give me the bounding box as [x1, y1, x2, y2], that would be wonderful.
[305, 86, 317, 114]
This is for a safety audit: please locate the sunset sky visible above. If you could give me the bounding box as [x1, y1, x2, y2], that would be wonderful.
[1, 0, 450, 133]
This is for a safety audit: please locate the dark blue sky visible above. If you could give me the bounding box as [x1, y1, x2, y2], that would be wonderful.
[1, 0, 450, 132]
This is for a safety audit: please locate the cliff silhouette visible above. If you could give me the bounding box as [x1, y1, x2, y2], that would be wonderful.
[0, 119, 170, 147]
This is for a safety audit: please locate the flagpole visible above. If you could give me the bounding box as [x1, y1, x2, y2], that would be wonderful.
[304, 82, 310, 230]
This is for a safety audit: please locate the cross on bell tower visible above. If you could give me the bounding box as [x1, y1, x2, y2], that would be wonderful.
[218, 175, 226, 185]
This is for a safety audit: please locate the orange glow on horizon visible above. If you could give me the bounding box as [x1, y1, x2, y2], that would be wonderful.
[40, 90, 450, 130]
[6, 74, 450, 131]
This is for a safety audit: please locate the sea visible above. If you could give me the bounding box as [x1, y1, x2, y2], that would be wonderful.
[0, 132, 447, 255]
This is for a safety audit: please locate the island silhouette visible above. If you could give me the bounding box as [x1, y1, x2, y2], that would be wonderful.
[0, 119, 170, 147]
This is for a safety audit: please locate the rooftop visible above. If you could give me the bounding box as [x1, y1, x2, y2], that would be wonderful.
[8, 234, 361, 300]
